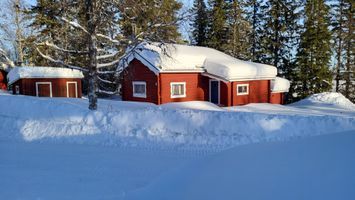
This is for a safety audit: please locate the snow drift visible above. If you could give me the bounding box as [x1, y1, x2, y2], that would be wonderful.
[0, 93, 354, 150]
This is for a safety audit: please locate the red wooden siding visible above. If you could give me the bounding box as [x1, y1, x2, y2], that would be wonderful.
[0, 70, 7, 90]
[11, 78, 82, 98]
[122, 60, 286, 106]
[219, 81, 232, 106]
[121, 59, 158, 104]
[232, 80, 270, 106]
[270, 93, 284, 104]
[159, 73, 209, 104]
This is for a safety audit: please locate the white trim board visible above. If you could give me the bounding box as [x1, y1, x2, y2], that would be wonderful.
[236, 83, 249, 95]
[66, 81, 78, 98]
[35, 82, 53, 97]
[132, 81, 147, 98]
[170, 82, 186, 98]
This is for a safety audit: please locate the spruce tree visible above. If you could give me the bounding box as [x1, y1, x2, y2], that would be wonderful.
[190, 0, 208, 46]
[224, 0, 250, 60]
[342, 0, 354, 101]
[207, 0, 228, 51]
[295, 0, 332, 99]
[119, 0, 182, 43]
[331, 0, 354, 102]
[245, 0, 263, 62]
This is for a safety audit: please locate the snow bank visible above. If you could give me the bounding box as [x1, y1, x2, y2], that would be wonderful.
[161, 101, 223, 111]
[124, 42, 277, 80]
[293, 92, 355, 110]
[0, 94, 354, 150]
[7, 66, 84, 85]
[271, 77, 290, 92]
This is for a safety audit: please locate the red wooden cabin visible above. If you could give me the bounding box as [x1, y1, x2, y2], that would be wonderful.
[121, 43, 290, 106]
[7, 66, 84, 98]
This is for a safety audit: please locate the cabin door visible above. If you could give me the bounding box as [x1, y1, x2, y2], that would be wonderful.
[36, 82, 52, 97]
[67, 81, 78, 98]
[209, 80, 220, 104]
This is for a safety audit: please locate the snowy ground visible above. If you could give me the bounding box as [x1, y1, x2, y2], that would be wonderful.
[0, 92, 354, 199]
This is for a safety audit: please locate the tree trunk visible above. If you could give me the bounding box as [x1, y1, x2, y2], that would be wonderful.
[335, 0, 344, 92]
[86, 0, 98, 110]
[15, 0, 23, 65]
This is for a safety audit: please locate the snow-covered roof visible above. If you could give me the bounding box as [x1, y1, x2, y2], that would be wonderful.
[123, 42, 277, 81]
[271, 77, 290, 93]
[7, 66, 84, 85]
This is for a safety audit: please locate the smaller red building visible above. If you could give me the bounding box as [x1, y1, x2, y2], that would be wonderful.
[0, 70, 7, 90]
[7, 66, 84, 98]
[121, 43, 290, 106]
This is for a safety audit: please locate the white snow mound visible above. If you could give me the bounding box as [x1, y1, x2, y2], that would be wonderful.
[294, 92, 355, 110]
[271, 77, 290, 92]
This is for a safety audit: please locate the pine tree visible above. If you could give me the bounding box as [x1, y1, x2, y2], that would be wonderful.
[294, 0, 332, 99]
[224, 0, 250, 59]
[207, 0, 228, 51]
[190, 0, 208, 46]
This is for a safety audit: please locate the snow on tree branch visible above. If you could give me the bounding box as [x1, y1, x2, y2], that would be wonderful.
[60, 17, 89, 35]
[0, 47, 15, 71]
[36, 47, 88, 72]
[37, 41, 88, 55]
[96, 34, 120, 44]
[97, 75, 116, 84]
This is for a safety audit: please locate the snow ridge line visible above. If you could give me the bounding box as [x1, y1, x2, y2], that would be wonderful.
[1, 97, 354, 151]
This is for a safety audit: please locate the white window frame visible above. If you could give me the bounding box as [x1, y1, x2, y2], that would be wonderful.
[15, 85, 20, 94]
[66, 81, 78, 98]
[237, 84, 249, 96]
[170, 82, 186, 98]
[35, 82, 53, 97]
[209, 79, 220, 104]
[132, 81, 147, 98]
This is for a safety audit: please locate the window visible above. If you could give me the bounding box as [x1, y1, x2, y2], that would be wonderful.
[237, 84, 249, 95]
[170, 82, 186, 98]
[132, 81, 146, 98]
[15, 85, 20, 94]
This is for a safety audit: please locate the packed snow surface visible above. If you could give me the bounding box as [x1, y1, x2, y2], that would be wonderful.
[0, 93, 354, 199]
[271, 77, 290, 92]
[7, 66, 84, 85]
[124, 42, 277, 80]
[292, 92, 355, 110]
[128, 131, 355, 200]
